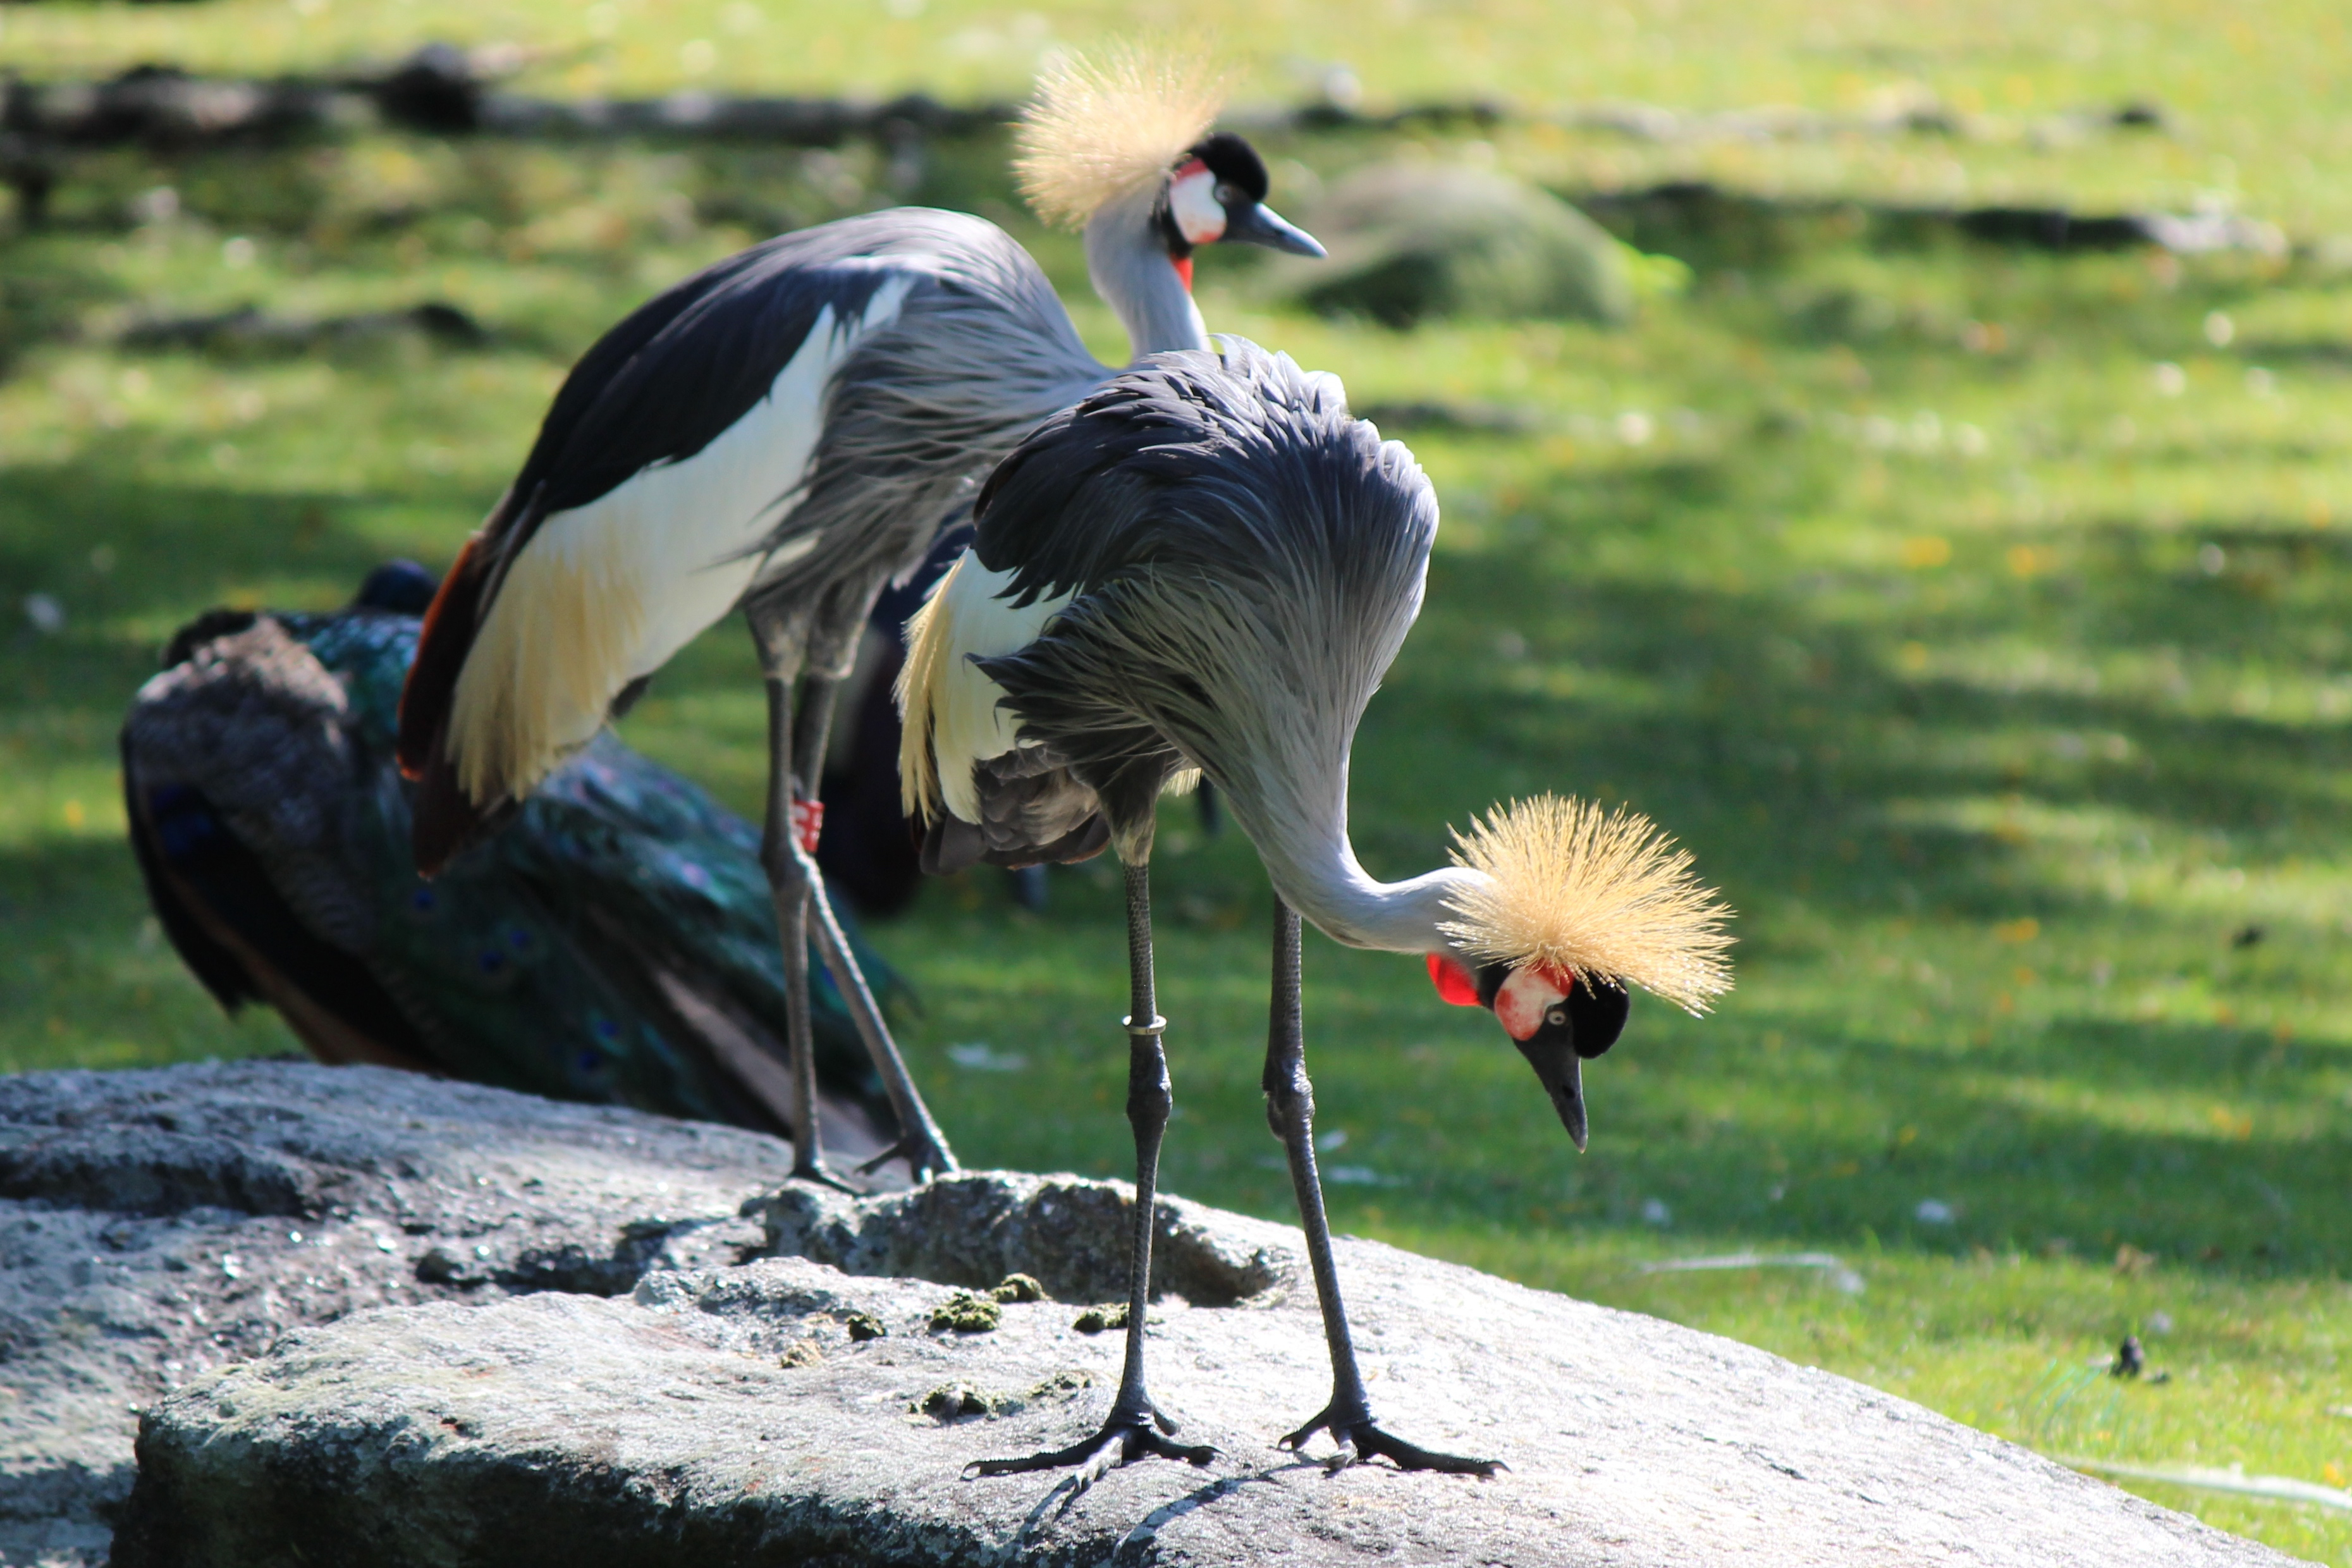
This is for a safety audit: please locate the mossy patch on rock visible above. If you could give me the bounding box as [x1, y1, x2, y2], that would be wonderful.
[990, 1273, 1046, 1304]
[842, 1311, 887, 1342]
[1026, 1369, 1092, 1403]
[778, 1339, 824, 1368]
[912, 1369, 1092, 1424]
[1072, 1302, 1129, 1334]
[915, 1382, 1003, 1421]
[929, 1292, 1001, 1333]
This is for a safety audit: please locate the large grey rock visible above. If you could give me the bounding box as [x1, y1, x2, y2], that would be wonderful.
[119, 1177, 2289, 1566]
[1266, 163, 1637, 328]
[1, 1064, 2294, 1567]
[0, 1061, 821, 1566]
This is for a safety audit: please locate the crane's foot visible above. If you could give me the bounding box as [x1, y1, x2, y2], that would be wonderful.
[1279, 1403, 1501, 1477]
[855, 1130, 957, 1185]
[789, 1156, 862, 1195]
[965, 1407, 1214, 1509]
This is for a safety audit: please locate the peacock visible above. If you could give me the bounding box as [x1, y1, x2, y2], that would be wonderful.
[121, 563, 905, 1167]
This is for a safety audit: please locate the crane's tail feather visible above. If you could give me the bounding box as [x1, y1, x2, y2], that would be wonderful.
[1439, 795, 1736, 1015]
[400, 532, 509, 874]
[399, 501, 660, 875]
[409, 748, 524, 878]
[398, 532, 489, 780]
[894, 559, 957, 823]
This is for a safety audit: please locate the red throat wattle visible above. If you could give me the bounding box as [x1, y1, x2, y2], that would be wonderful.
[1426, 952, 1480, 1007]
[1172, 255, 1194, 291]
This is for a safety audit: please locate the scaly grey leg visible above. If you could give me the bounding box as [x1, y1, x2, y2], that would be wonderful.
[747, 602, 852, 1192]
[1264, 898, 1499, 1476]
[791, 597, 958, 1182]
[966, 850, 1213, 1500]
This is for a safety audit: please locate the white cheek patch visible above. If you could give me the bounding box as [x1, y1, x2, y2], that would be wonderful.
[1493, 965, 1571, 1042]
[1168, 166, 1227, 245]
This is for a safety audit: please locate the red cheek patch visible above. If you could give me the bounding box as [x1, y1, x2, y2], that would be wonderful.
[1426, 952, 1480, 1007]
[1493, 964, 1576, 1041]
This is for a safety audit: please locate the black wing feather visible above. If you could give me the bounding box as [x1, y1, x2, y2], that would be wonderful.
[971, 339, 1359, 606]
[496, 238, 931, 549]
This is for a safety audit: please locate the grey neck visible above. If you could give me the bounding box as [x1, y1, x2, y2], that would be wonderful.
[1246, 783, 1487, 958]
[1086, 183, 1209, 361]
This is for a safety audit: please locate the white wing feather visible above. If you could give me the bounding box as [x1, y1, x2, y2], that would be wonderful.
[898, 551, 1070, 825]
[448, 275, 919, 805]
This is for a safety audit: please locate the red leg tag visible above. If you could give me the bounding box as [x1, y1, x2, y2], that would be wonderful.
[791, 798, 824, 857]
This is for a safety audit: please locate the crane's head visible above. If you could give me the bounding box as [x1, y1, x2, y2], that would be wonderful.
[1156, 133, 1325, 274]
[1426, 951, 1627, 1151]
[1424, 795, 1736, 1153]
[1014, 49, 1324, 285]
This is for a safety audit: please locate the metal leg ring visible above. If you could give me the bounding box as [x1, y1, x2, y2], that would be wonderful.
[1122, 1015, 1169, 1036]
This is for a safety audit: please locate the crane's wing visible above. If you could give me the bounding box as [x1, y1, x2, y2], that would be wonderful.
[397, 232, 941, 872]
[956, 338, 1438, 904]
[971, 336, 1354, 604]
[898, 343, 1345, 866]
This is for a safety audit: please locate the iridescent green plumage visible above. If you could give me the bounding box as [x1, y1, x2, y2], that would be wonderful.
[125, 596, 902, 1157]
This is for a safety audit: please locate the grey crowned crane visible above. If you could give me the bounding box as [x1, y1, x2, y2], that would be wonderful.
[900, 339, 1733, 1485]
[123, 563, 903, 1163]
[393, 52, 1324, 1186]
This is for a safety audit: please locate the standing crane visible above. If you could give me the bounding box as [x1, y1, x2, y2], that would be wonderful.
[396, 51, 1323, 1186]
[123, 565, 903, 1163]
[900, 339, 1733, 1485]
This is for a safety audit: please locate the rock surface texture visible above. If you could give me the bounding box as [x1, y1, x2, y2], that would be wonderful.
[0, 1062, 816, 1565]
[1, 1064, 2298, 1567]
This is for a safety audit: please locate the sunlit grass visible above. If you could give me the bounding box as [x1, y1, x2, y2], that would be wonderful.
[0, 71, 2347, 1568]
[2, 0, 2348, 231]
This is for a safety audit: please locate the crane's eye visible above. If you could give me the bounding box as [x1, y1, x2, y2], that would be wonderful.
[1215, 182, 1240, 208]
[1545, 1006, 1568, 1029]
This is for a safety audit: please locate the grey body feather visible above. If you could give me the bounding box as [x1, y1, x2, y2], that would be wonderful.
[969, 338, 1474, 950]
[927, 745, 1109, 871]
[738, 211, 1111, 625]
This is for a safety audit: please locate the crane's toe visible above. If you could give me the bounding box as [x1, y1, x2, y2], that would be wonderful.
[788, 1155, 862, 1195]
[965, 1409, 1215, 1510]
[854, 1129, 958, 1184]
[1280, 1404, 1501, 1478]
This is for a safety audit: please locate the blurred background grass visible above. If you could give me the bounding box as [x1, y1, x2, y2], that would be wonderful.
[1, 2, 2348, 1559]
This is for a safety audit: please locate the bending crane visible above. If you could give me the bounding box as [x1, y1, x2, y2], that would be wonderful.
[902, 339, 1734, 1485]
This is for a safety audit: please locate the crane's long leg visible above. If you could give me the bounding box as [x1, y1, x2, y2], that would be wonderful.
[788, 670, 957, 1182]
[966, 854, 1213, 1500]
[1264, 898, 1500, 1477]
[754, 661, 849, 1192]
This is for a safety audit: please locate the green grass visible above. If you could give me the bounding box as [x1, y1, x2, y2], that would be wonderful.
[3, 13, 2351, 1561]
[6, 0, 2352, 235]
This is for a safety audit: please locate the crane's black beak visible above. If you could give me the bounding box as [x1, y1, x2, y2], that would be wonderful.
[1223, 202, 1326, 257]
[1516, 1035, 1588, 1152]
